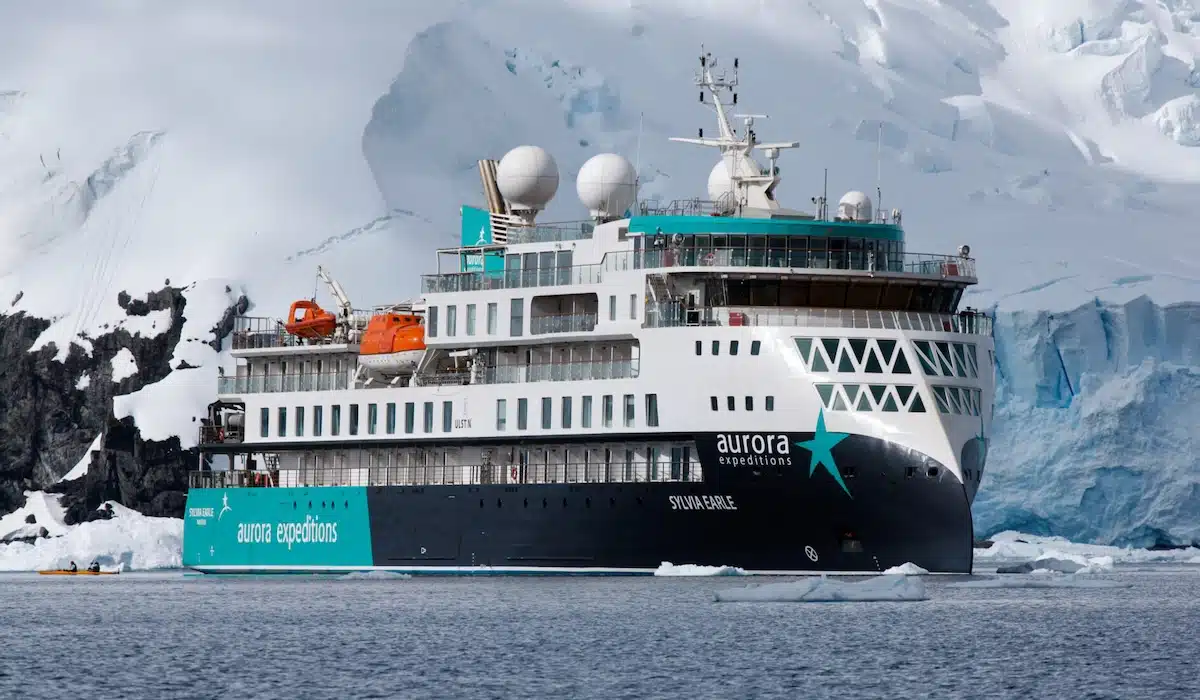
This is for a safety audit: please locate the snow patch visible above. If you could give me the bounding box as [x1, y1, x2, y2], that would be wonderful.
[881, 562, 929, 575]
[0, 491, 70, 541]
[75, 374, 90, 391]
[654, 562, 747, 577]
[0, 500, 181, 571]
[1149, 95, 1200, 146]
[110, 347, 138, 382]
[713, 575, 928, 602]
[58, 433, 102, 483]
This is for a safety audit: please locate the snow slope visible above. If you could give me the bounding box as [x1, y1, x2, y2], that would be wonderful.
[1, 1, 1199, 544]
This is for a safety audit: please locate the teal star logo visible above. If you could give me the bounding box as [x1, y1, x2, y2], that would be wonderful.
[796, 409, 852, 497]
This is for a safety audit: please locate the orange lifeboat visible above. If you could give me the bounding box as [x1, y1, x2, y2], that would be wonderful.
[358, 313, 426, 374]
[284, 300, 337, 339]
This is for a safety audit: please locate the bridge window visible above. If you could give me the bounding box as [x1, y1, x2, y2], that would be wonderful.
[428, 306, 438, 338]
[443, 401, 453, 432]
[367, 403, 378, 435]
[313, 405, 323, 437]
[349, 404, 359, 436]
[582, 396, 593, 428]
[386, 403, 396, 434]
[260, 407, 269, 438]
[496, 398, 507, 431]
[295, 406, 305, 437]
[331, 405, 341, 436]
[646, 394, 659, 427]
[404, 402, 414, 434]
[278, 407, 287, 437]
[518, 398, 528, 430]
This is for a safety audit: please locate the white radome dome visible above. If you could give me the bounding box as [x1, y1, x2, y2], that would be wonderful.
[706, 161, 735, 204]
[576, 153, 638, 219]
[837, 191, 873, 223]
[496, 145, 560, 210]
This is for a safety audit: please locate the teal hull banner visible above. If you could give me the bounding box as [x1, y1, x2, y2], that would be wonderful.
[182, 487, 373, 571]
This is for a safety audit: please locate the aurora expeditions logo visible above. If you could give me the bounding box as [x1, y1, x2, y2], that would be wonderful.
[714, 433, 793, 467]
[234, 514, 340, 550]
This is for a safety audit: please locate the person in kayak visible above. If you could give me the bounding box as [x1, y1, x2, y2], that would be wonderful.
[68, 561, 77, 572]
[87, 561, 100, 573]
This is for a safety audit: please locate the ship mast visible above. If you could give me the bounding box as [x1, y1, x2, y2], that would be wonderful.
[669, 48, 799, 214]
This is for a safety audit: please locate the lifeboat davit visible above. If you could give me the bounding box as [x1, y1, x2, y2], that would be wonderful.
[284, 300, 336, 339]
[358, 312, 426, 374]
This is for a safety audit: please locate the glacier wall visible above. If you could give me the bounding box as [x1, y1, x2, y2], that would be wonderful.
[978, 296, 1200, 547]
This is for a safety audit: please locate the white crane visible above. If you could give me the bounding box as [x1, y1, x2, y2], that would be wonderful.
[316, 265, 362, 342]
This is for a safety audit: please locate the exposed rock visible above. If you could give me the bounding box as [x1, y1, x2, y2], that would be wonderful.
[24, 513, 34, 524]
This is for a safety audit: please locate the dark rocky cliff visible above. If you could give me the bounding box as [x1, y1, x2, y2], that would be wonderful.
[0, 287, 242, 525]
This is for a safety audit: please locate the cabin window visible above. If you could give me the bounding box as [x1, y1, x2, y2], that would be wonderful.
[428, 306, 438, 338]
[496, 399, 507, 431]
[581, 396, 593, 428]
[295, 406, 305, 437]
[751, 340, 762, 355]
[609, 295, 617, 321]
[730, 340, 740, 356]
[349, 404, 359, 436]
[623, 394, 635, 427]
[386, 403, 396, 434]
[510, 298, 524, 336]
[727, 396, 736, 411]
[629, 294, 637, 320]
[766, 396, 775, 411]
[446, 305, 457, 337]
[278, 407, 287, 437]
[487, 303, 497, 335]
[556, 250, 572, 285]
[712, 340, 720, 355]
[518, 398, 528, 430]
[466, 304, 476, 336]
[367, 403, 378, 435]
[695, 340, 702, 355]
[404, 402, 414, 434]
[442, 401, 452, 432]
[562, 396, 572, 429]
[646, 394, 659, 427]
[541, 397, 552, 429]
[602, 395, 614, 428]
[423, 402, 434, 433]
[259, 407, 269, 438]
[745, 396, 754, 411]
[313, 406, 323, 437]
[710, 396, 718, 411]
[331, 405, 341, 436]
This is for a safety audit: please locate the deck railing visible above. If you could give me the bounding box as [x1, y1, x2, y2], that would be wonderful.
[606, 247, 976, 278]
[530, 313, 598, 335]
[646, 306, 993, 335]
[189, 461, 702, 489]
[218, 371, 352, 395]
[229, 316, 364, 351]
[421, 264, 603, 294]
[506, 221, 595, 244]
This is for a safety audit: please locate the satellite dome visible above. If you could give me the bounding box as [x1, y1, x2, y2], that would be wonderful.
[496, 145, 559, 211]
[706, 161, 736, 209]
[576, 153, 638, 219]
[837, 191, 873, 223]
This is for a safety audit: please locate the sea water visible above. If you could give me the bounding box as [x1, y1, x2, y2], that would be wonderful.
[1, 569, 1196, 699]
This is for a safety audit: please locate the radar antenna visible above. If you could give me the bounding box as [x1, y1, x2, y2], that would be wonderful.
[670, 47, 799, 213]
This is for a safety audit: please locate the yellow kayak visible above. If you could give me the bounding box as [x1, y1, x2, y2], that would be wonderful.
[38, 570, 119, 576]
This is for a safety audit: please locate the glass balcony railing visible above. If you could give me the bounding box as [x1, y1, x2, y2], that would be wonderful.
[530, 313, 598, 335]
[484, 360, 639, 384]
[506, 221, 595, 244]
[421, 264, 603, 294]
[645, 305, 993, 336]
[606, 248, 976, 278]
[218, 371, 351, 395]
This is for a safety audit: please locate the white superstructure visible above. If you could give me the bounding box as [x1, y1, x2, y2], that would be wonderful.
[202, 51, 993, 496]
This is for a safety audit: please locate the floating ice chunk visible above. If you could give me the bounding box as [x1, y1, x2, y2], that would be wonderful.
[339, 570, 412, 580]
[655, 562, 747, 577]
[881, 562, 929, 575]
[714, 575, 927, 603]
[951, 574, 1130, 589]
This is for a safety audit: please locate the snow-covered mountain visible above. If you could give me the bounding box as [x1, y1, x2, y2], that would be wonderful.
[1, 0, 1198, 545]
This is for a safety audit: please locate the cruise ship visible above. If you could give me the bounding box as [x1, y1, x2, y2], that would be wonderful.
[182, 52, 993, 575]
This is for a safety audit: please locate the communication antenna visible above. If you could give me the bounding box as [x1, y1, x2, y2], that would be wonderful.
[635, 111, 644, 185]
[876, 121, 883, 223]
[823, 168, 828, 221]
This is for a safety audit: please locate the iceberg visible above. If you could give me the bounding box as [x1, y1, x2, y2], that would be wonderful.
[713, 575, 928, 603]
[655, 562, 747, 577]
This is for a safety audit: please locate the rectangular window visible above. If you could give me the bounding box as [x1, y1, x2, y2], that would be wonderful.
[646, 394, 659, 427]
[423, 402, 434, 433]
[712, 340, 720, 355]
[602, 395, 613, 428]
[278, 407, 287, 437]
[331, 405, 342, 436]
[466, 304, 476, 336]
[518, 398, 528, 430]
[541, 397, 552, 429]
[442, 401, 452, 432]
[510, 298, 524, 336]
[295, 406, 305, 437]
[313, 405, 323, 437]
[496, 399, 507, 431]
[727, 396, 736, 411]
[487, 302, 497, 335]
[349, 404, 359, 436]
[386, 403, 396, 434]
[404, 402, 415, 434]
[609, 295, 617, 321]
[428, 306, 439, 338]
[730, 340, 740, 356]
[766, 396, 775, 411]
[751, 340, 762, 355]
[582, 396, 593, 428]
[695, 340, 702, 355]
[629, 294, 637, 320]
[745, 396, 754, 411]
[623, 394, 635, 427]
[367, 403, 378, 435]
[446, 305, 457, 337]
[260, 407, 269, 438]
[562, 396, 572, 429]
